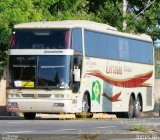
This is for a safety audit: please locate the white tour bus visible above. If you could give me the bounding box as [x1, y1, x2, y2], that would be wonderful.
[7, 20, 154, 119]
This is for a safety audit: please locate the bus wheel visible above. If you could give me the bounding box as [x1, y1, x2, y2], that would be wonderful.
[24, 112, 36, 120]
[125, 96, 134, 118]
[76, 94, 92, 118]
[81, 94, 89, 118]
[134, 97, 141, 118]
[116, 113, 124, 118]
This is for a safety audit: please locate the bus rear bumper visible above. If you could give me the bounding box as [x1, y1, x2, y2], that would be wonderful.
[7, 99, 73, 113]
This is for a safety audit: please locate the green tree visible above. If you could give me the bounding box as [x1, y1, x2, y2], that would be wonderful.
[31, 0, 58, 20]
[48, 0, 95, 20]
[87, 0, 159, 43]
[95, 0, 123, 29]
[0, 0, 43, 75]
[126, 0, 160, 44]
[0, 0, 159, 78]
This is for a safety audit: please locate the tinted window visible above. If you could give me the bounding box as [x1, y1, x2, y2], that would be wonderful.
[9, 55, 71, 88]
[37, 56, 71, 88]
[72, 28, 82, 53]
[11, 29, 71, 49]
[84, 30, 153, 64]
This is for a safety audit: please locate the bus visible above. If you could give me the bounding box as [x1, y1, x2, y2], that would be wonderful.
[7, 20, 154, 119]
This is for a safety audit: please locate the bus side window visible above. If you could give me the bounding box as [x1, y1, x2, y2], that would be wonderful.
[64, 31, 71, 49]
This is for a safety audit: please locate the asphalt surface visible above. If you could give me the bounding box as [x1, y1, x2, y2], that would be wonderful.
[0, 116, 160, 140]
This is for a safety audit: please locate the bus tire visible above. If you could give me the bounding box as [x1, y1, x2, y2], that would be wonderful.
[124, 96, 134, 118]
[24, 112, 36, 120]
[75, 93, 92, 118]
[116, 113, 124, 118]
[81, 94, 89, 118]
[75, 113, 93, 118]
[134, 97, 141, 118]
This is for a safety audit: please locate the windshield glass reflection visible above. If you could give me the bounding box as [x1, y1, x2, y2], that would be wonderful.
[9, 55, 71, 89]
[37, 56, 70, 88]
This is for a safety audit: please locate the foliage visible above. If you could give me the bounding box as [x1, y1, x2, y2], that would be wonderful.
[155, 47, 160, 79]
[48, 0, 95, 20]
[96, 1, 123, 30]
[0, 0, 159, 78]
[0, 0, 43, 76]
[126, 0, 160, 44]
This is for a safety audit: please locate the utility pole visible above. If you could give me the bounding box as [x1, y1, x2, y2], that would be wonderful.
[123, 0, 127, 31]
[127, 0, 156, 26]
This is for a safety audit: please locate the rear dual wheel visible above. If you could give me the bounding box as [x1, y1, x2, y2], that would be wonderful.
[124, 96, 134, 118]
[134, 97, 141, 118]
[117, 96, 141, 118]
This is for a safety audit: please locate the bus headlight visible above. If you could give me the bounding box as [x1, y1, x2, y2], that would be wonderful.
[54, 94, 64, 98]
[53, 94, 70, 99]
[8, 93, 21, 98]
[8, 102, 18, 106]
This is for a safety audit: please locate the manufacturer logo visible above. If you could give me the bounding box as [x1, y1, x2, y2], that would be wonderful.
[44, 50, 63, 53]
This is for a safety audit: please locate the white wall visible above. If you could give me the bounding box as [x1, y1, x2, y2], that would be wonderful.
[0, 79, 6, 106]
[154, 79, 160, 102]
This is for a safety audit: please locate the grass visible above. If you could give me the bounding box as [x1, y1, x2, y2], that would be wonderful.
[128, 124, 154, 132]
[81, 133, 99, 140]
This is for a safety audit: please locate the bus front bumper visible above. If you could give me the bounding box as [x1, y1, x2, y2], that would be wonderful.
[7, 99, 73, 113]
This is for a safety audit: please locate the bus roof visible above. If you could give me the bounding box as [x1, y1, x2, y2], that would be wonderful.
[14, 20, 152, 42]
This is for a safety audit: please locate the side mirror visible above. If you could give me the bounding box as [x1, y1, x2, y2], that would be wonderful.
[72, 66, 81, 92]
[73, 67, 80, 82]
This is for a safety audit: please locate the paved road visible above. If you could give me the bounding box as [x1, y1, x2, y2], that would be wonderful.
[0, 116, 160, 140]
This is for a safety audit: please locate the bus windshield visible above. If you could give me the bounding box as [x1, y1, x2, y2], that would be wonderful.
[9, 55, 71, 89]
[10, 29, 71, 49]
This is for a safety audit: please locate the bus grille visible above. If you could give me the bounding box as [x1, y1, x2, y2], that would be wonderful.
[21, 94, 34, 98]
[21, 94, 51, 98]
[38, 94, 51, 98]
